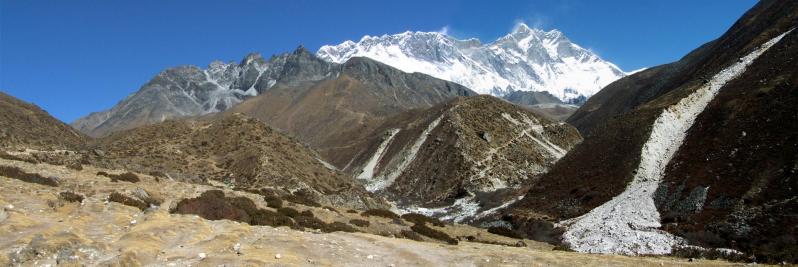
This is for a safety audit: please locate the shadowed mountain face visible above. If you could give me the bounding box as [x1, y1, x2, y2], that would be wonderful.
[508, 0, 798, 261]
[227, 56, 476, 169]
[87, 113, 386, 210]
[0, 91, 86, 150]
[71, 47, 337, 138]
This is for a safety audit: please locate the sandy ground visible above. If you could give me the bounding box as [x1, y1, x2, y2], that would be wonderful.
[0, 158, 754, 266]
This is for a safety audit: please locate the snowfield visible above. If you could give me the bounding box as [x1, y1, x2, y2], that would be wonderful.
[317, 24, 626, 103]
[557, 29, 793, 255]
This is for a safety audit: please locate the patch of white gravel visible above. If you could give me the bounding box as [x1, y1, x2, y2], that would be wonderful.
[367, 116, 443, 192]
[357, 129, 400, 180]
[558, 29, 793, 255]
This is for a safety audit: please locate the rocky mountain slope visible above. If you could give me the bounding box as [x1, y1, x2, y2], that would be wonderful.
[505, 0, 798, 262]
[317, 24, 626, 103]
[0, 91, 86, 150]
[71, 47, 337, 137]
[346, 96, 580, 223]
[86, 113, 385, 210]
[227, 56, 475, 169]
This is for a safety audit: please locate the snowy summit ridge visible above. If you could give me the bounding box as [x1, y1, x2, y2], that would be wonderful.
[317, 23, 627, 104]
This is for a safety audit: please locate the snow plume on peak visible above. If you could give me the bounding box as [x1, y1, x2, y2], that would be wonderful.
[317, 26, 626, 103]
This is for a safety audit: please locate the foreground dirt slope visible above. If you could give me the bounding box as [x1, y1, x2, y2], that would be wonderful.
[0, 157, 741, 266]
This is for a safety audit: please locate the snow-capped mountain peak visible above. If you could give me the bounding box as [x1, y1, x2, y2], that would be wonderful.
[317, 24, 627, 103]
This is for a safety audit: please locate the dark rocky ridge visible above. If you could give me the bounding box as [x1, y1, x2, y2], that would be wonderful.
[509, 0, 798, 262]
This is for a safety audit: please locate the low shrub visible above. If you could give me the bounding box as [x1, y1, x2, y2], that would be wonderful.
[300, 210, 314, 217]
[109, 192, 149, 211]
[0, 152, 38, 164]
[401, 213, 445, 227]
[398, 230, 424, 242]
[411, 223, 458, 245]
[59, 191, 84, 203]
[97, 171, 140, 183]
[295, 215, 326, 230]
[172, 190, 300, 229]
[361, 209, 400, 220]
[172, 190, 250, 221]
[487, 226, 524, 239]
[277, 207, 300, 218]
[346, 209, 358, 214]
[349, 219, 370, 227]
[110, 172, 140, 183]
[263, 195, 283, 209]
[250, 209, 295, 228]
[148, 171, 167, 182]
[323, 222, 357, 233]
[283, 193, 321, 207]
[0, 165, 59, 187]
[671, 246, 749, 263]
[65, 162, 83, 171]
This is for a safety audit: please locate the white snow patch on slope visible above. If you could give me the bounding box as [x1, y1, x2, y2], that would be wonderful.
[357, 129, 400, 180]
[558, 29, 792, 255]
[399, 196, 481, 223]
[366, 116, 443, 192]
[399, 195, 524, 224]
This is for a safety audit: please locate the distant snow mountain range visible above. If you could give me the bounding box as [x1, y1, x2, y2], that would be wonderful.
[73, 24, 626, 137]
[318, 23, 627, 104]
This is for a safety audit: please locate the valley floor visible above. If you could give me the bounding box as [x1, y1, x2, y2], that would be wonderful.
[0, 158, 749, 266]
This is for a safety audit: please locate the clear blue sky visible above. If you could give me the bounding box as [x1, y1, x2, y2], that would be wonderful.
[1, 0, 757, 123]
